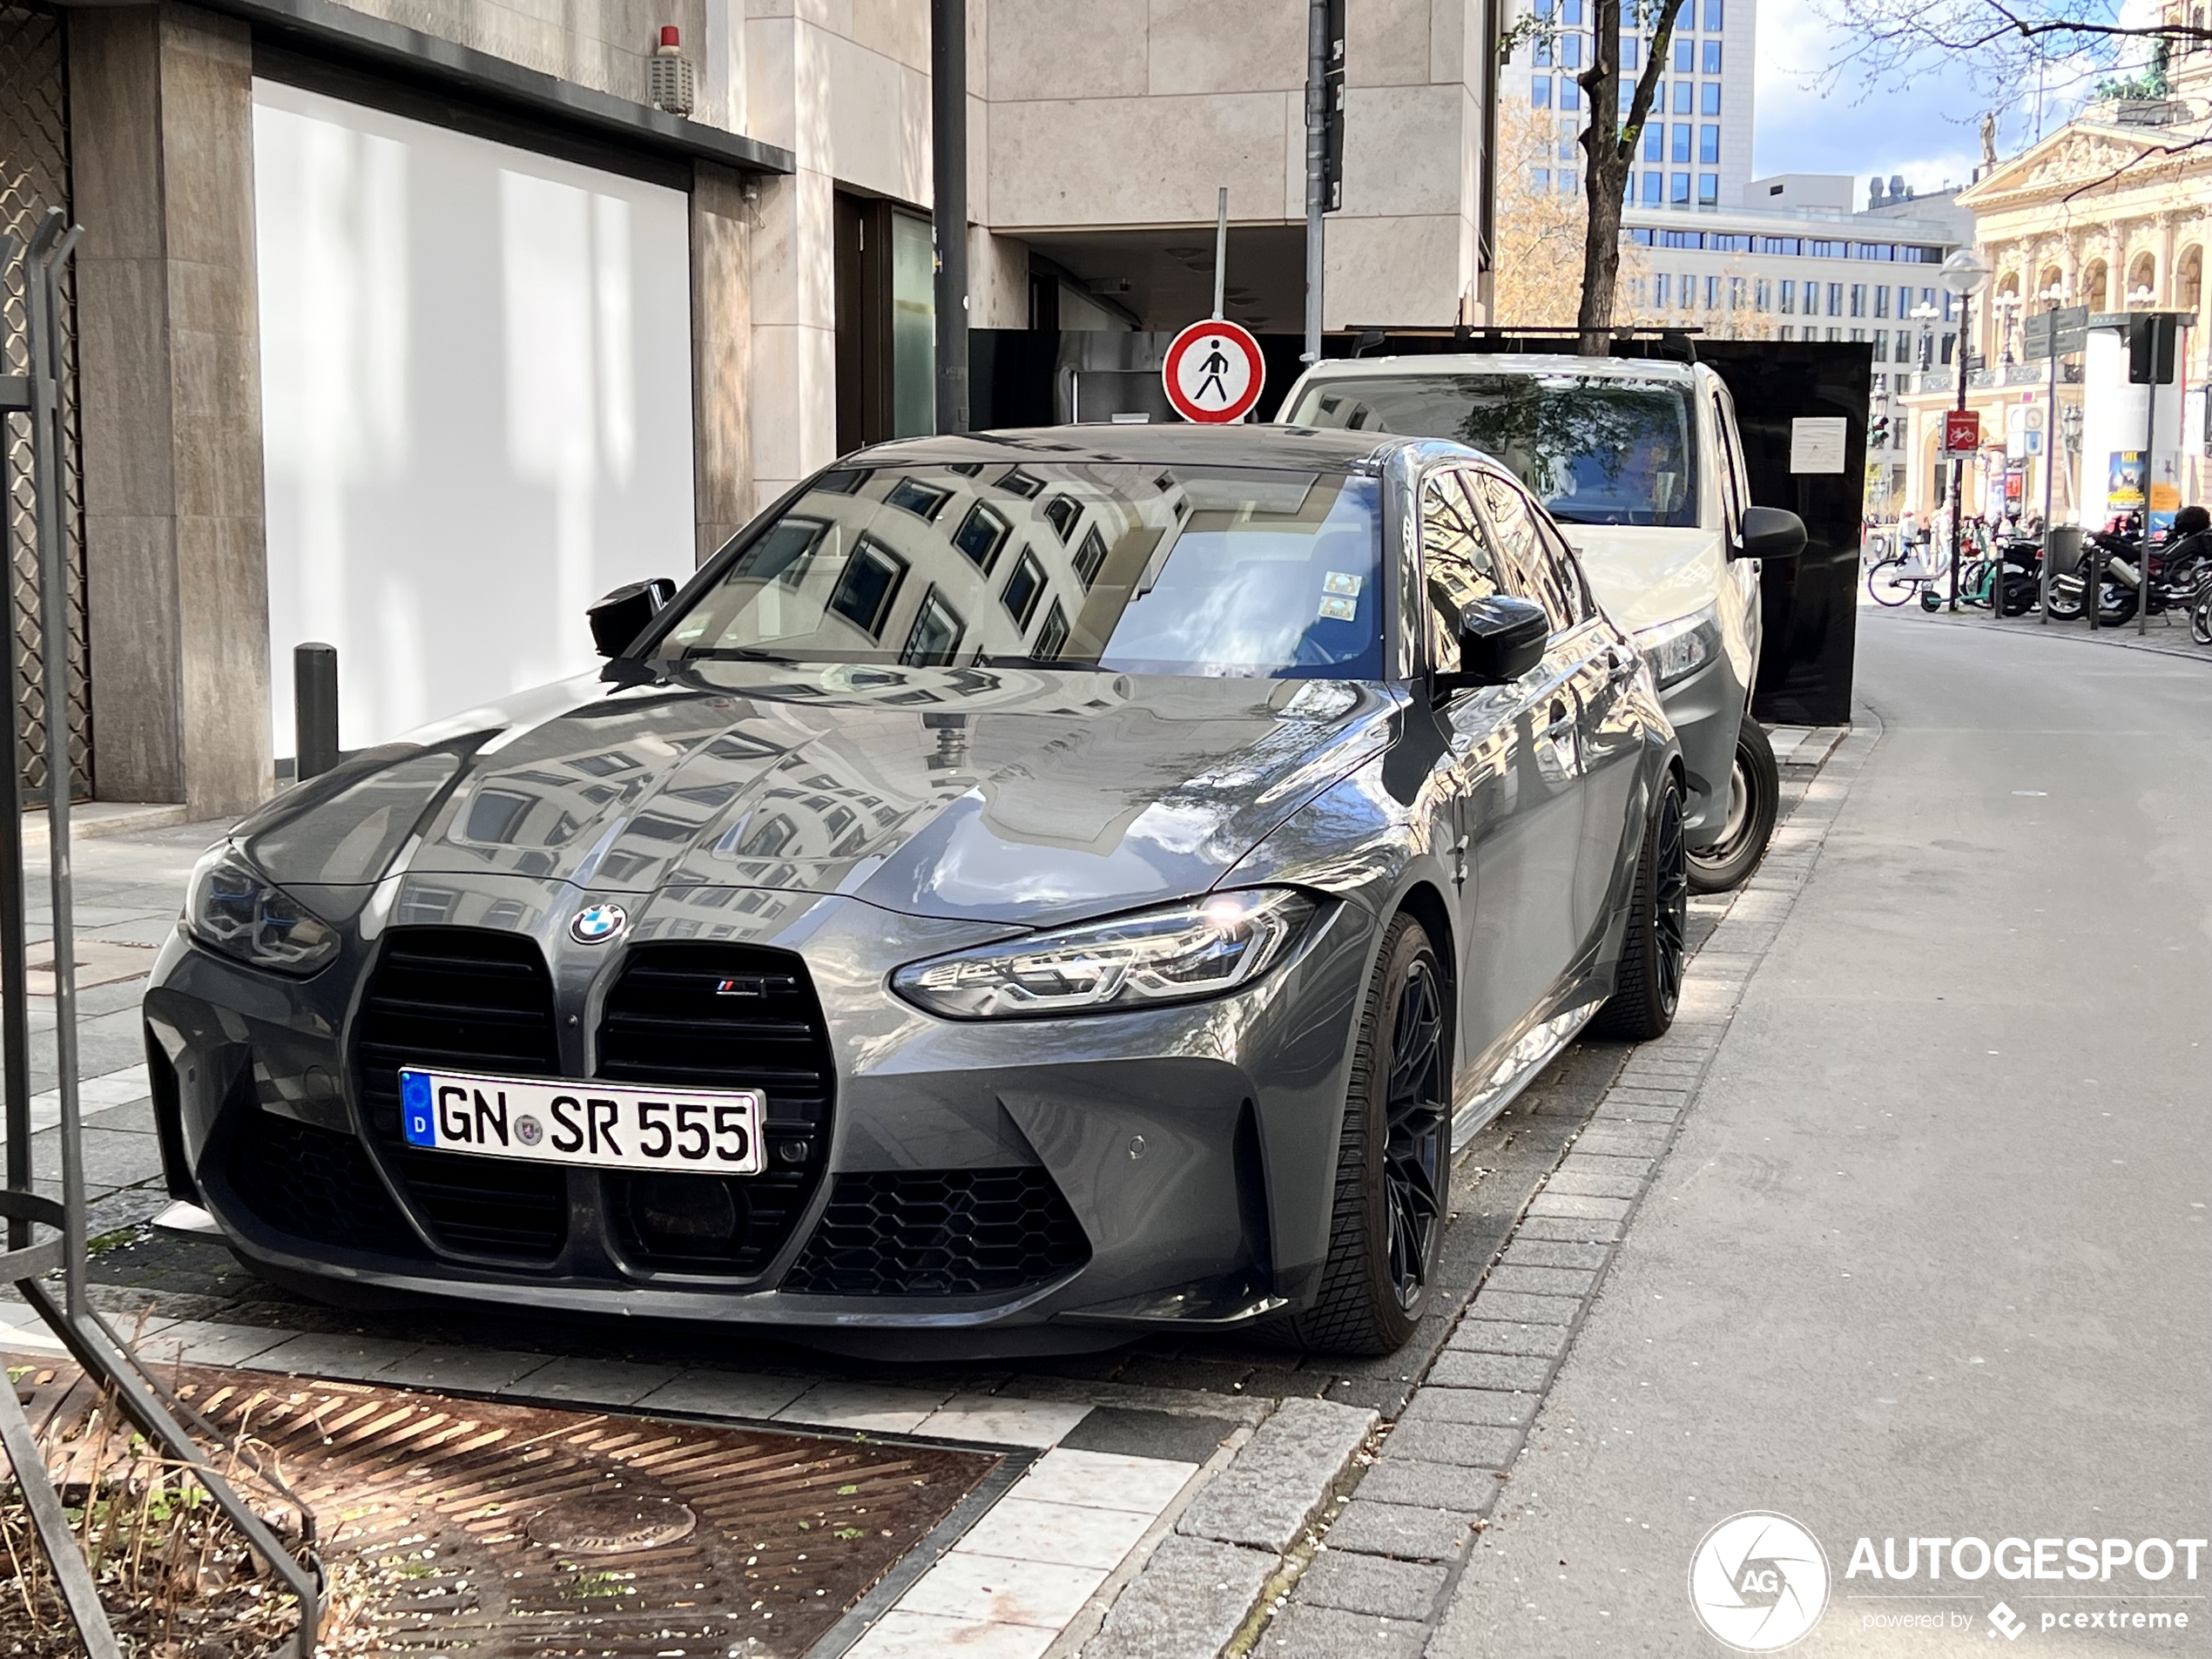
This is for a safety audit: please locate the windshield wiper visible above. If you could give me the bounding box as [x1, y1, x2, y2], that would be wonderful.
[682, 645, 797, 663]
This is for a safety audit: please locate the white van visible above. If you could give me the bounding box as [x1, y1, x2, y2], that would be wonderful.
[1278, 354, 1804, 891]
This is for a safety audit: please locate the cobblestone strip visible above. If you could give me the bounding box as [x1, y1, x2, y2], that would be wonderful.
[1239, 718, 1881, 1658]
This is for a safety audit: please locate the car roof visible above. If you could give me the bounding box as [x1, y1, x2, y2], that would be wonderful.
[1291, 353, 1702, 387]
[845, 424, 1411, 471]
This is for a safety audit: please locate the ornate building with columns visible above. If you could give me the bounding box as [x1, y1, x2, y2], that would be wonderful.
[1897, 25, 2211, 526]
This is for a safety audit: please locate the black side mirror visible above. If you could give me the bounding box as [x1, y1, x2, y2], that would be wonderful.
[1735, 505, 1806, 562]
[1435, 595, 1549, 694]
[588, 577, 678, 658]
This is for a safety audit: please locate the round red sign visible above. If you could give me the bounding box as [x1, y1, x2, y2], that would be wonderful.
[1162, 320, 1265, 424]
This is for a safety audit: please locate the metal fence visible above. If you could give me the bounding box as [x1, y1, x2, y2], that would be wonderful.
[0, 0, 91, 800]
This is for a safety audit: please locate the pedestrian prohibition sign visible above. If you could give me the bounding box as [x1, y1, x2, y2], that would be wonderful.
[1163, 319, 1265, 423]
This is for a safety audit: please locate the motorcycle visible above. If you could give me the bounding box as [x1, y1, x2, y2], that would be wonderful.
[2046, 531, 2156, 626]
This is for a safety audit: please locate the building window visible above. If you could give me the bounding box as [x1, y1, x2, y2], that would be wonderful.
[1874, 285, 1890, 319]
[1703, 39, 1723, 72]
[1620, 83, 1635, 112]
[1728, 277, 1745, 309]
[1872, 332, 1888, 361]
[1642, 123, 1662, 160]
[1703, 0, 1723, 28]
[1642, 170, 1663, 202]
[1673, 81, 1694, 113]
[1754, 278, 1771, 310]
[1704, 275, 1722, 308]
[1827, 326, 1841, 341]
[1562, 32, 1583, 67]
[1941, 292, 1955, 322]
[1699, 124, 1720, 164]
[1655, 273, 1671, 307]
[1849, 283, 1866, 317]
[1671, 123, 1691, 161]
[1698, 173, 1718, 205]
[1941, 330, 1956, 361]
[1559, 169, 1579, 194]
[1897, 285, 1913, 317]
[1560, 77, 1581, 109]
[1671, 172, 1691, 203]
[1828, 282, 1844, 315]
[1532, 75, 1552, 107]
[1779, 279, 1795, 314]
[1675, 36, 1694, 71]
[1535, 36, 1553, 64]
[1531, 166, 1552, 192]
[1700, 81, 1722, 115]
[1623, 34, 1640, 68]
[1563, 0, 1583, 20]
[1780, 324, 1796, 341]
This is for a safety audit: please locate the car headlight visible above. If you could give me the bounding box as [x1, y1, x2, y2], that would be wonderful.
[1635, 604, 1720, 688]
[184, 845, 341, 975]
[892, 888, 1318, 1020]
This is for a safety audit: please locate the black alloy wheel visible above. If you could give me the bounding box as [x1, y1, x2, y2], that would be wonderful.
[1685, 718, 1777, 894]
[1284, 914, 1451, 1356]
[1595, 773, 1686, 1042]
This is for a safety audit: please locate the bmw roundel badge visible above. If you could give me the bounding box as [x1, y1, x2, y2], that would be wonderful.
[570, 901, 627, 944]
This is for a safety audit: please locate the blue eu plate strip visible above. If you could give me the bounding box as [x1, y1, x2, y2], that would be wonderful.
[401, 1069, 436, 1147]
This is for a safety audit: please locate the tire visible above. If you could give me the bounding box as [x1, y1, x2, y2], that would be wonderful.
[2045, 584, 2083, 622]
[1594, 773, 1687, 1042]
[2097, 582, 2138, 627]
[1282, 914, 1451, 1357]
[2192, 597, 2212, 648]
[1685, 718, 1777, 894]
[1867, 558, 1917, 607]
[1919, 586, 1943, 612]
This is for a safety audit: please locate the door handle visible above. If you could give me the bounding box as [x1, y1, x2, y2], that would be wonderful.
[1544, 700, 1575, 744]
[1607, 646, 1640, 684]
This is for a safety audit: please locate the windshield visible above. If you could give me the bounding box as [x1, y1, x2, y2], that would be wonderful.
[1289, 373, 1699, 528]
[661, 462, 1384, 678]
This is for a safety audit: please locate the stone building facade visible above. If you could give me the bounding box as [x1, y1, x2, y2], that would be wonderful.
[6, 0, 1501, 813]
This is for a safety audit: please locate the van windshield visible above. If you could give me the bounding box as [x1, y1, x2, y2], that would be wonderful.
[1288, 373, 1699, 529]
[660, 462, 1385, 679]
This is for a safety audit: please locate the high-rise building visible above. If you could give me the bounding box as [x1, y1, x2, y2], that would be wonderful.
[1507, 0, 1757, 209]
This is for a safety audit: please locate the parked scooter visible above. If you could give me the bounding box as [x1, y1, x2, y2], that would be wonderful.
[2046, 530, 2152, 625]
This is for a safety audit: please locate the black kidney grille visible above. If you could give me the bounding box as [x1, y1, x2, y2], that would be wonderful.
[224, 1115, 427, 1258]
[597, 943, 835, 1277]
[781, 1170, 1089, 1297]
[353, 927, 567, 1261]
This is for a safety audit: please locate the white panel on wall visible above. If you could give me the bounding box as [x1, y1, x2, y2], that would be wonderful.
[253, 78, 696, 755]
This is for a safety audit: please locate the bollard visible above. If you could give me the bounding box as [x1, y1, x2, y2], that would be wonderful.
[293, 643, 340, 780]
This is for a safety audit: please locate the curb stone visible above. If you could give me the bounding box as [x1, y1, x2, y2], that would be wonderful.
[1237, 718, 1881, 1657]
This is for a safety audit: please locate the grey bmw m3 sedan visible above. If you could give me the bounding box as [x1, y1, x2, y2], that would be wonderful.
[145, 426, 1684, 1359]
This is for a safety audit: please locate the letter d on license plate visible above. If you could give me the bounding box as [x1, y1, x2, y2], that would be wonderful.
[399, 1067, 765, 1176]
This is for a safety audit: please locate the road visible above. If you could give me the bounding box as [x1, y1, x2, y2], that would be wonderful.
[1431, 610, 2212, 1656]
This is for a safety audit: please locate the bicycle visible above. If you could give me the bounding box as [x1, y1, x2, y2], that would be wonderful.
[1866, 542, 1952, 608]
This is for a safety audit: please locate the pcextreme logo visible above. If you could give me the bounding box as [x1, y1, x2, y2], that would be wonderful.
[1688, 1512, 1831, 1652]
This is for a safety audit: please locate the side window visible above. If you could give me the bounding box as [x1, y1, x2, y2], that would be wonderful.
[1710, 390, 1746, 536]
[1472, 472, 1574, 632]
[1531, 512, 1595, 624]
[1420, 472, 1502, 671]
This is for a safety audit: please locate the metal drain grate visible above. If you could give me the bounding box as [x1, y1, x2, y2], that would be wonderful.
[10, 1359, 1005, 1656]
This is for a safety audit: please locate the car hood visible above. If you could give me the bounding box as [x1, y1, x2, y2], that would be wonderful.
[1556, 525, 1725, 637]
[239, 663, 1398, 929]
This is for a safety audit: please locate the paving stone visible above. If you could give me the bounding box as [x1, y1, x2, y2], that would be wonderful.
[1176, 1395, 1375, 1553]
[1443, 1318, 1568, 1359]
[1084, 1534, 1278, 1659]
[1381, 1421, 1522, 1470]
[1499, 1238, 1610, 1271]
[1544, 1167, 1645, 1200]
[1601, 1086, 1688, 1106]
[1591, 1103, 1681, 1124]
[1420, 1350, 1553, 1393]
[1256, 1602, 1429, 1657]
[1514, 1215, 1622, 1244]
[1353, 1457, 1503, 1515]
[1466, 1290, 1578, 1325]
[1481, 1264, 1597, 1298]
[1570, 1130, 1669, 1159]
[1526, 1190, 1632, 1221]
[1293, 1550, 1447, 1620]
[1396, 1387, 1535, 1428]
[1322, 1498, 1474, 1562]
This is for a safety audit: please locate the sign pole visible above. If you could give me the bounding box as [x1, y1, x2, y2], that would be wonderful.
[1302, 0, 1325, 363]
[1949, 289, 1971, 612]
[2040, 312, 2059, 624]
[1212, 187, 1229, 322]
[2141, 363, 2155, 635]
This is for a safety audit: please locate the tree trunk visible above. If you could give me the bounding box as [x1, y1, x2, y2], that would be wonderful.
[1577, 0, 1687, 355]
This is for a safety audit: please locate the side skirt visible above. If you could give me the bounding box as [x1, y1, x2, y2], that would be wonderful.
[1450, 1001, 1600, 1153]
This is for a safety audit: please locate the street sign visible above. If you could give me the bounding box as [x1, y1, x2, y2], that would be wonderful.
[2021, 305, 2089, 361]
[1941, 408, 1980, 458]
[1163, 319, 1265, 423]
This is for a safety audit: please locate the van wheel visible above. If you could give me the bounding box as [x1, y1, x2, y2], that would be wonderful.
[1282, 914, 1450, 1357]
[1685, 718, 1777, 894]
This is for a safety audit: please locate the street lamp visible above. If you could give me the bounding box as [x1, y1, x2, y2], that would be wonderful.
[1939, 247, 1992, 611]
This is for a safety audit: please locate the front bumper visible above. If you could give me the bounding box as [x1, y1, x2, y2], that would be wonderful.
[145, 883, 1372, 1349]
[1654, 650, 1748, 847]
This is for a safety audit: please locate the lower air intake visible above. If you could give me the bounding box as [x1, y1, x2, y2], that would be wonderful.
[780, 1169, 1089, 1297]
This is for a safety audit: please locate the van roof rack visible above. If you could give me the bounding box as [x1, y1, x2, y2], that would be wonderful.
[1336, 325, 1704, 363]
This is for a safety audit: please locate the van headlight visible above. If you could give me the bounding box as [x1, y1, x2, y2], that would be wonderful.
[184, 845, 341, 975]
[892, 889, 1317, 1020]
[1635, 604, 1720, 688]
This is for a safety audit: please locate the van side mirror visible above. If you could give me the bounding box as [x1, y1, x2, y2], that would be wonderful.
[588, 577, 678, 658]
[1435, 595, 1549, 695]
[1735, 505, 1806, 562]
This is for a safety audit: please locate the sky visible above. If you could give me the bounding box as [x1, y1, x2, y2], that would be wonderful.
[1749, 0, 2128, 196]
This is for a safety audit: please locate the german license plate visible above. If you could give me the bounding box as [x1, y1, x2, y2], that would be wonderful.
[399, 1068, 764, 1176]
